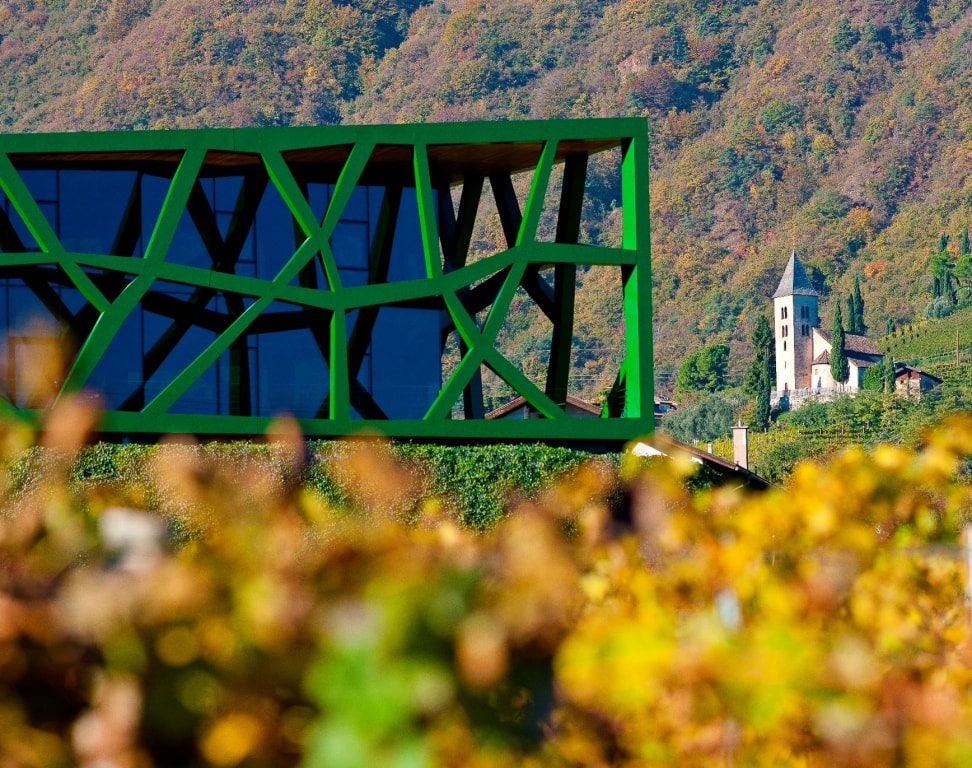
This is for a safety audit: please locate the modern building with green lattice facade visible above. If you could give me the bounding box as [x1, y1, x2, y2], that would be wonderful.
[0, 118, 652, 443]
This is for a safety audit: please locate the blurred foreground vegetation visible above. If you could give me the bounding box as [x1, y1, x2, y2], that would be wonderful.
[3, 399, 972, 766]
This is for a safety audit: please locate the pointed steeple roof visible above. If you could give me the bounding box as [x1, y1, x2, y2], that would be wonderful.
[772, 251, 818, 298]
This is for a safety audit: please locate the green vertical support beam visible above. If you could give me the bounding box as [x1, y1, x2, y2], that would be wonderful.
[516, 140, 556, 247]
[546, 152, 587, 405]
[414, 143, 443, 280]
[330, 307, 349, 421]
[446, 174, 485, 417]
[620, 131, 653, 427]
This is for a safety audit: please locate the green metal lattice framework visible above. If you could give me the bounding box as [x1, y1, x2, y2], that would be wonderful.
[0, 118, 651, 443]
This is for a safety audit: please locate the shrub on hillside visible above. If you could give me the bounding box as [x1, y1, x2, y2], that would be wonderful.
[662, 391, 740, 443]
[925, 296, 956, 319]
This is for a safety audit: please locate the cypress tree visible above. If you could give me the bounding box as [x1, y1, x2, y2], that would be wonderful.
[745, 314, 774, 431]
[851, 273, 865, 334]
[931, 235, 958, 303]
[830, 303, 849, 386]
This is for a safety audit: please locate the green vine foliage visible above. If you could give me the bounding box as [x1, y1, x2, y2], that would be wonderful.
[30, 439, 597, 530]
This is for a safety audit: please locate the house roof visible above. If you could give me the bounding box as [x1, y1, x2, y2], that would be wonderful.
[893, 363, 943, 384]
[812, 348, 880, 365]
[772, 252, 819, 299]
[484, 394, 602, 419]
[632, 434, 771, 490]
[814, 329, 882, 357]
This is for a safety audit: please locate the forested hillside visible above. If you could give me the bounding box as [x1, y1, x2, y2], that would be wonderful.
[2, 0, 972, 399]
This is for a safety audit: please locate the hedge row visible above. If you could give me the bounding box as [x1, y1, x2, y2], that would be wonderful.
[4, 439, 606, 530]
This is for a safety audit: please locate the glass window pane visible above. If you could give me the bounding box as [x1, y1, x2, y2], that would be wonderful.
[255, 187, 299, 281]
[19, 169, 57, 201]
[388, 188, 431, 282]
[332, 221, 368, 272]
[59, 170, 139, 254]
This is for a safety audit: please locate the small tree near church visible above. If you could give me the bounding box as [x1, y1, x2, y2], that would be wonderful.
[830, 303, 849, 387]
[744, 314, 774, 431]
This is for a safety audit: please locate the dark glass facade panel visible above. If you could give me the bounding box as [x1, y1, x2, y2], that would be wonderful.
[87, 308, 144, 411]
[254, 327, 329, 419]
[139, 175, 175, 256]
[167, 208, 215, 270]
[332, 222, 369, 287]
[387, 189, 429, 283]
[1, 279, 51, 330]
[368, 306, 441, 419]
[143, 310, 218, 412]
[55, 171, 140, 255]
[18, 169, 58, 201]
[7, 169, 173, 257]
[0, 274, 89, 408]
[2, 158, 442, 421]
[249, 181, 297, 282]
[0, 189, 41, 252]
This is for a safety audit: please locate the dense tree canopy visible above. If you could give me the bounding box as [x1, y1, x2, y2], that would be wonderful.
[662, 390, 737, 443]
[675, 343, 730, 395]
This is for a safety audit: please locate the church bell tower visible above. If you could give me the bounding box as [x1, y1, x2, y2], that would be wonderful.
[772, 252, 819, 393]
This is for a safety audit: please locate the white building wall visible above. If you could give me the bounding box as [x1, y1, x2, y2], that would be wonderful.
[811, 360, 865, 392]
[774, 294, 818, 392]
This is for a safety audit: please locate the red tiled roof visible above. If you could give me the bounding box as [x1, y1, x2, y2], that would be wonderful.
[484, 394, 602, 419]
[893, 363, 943, 384]
[816, 329, 882, 356]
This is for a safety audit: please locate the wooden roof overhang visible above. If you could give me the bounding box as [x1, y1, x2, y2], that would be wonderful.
[2, 119, 637, 188]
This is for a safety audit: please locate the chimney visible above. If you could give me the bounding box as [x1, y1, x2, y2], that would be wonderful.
[732, 422, 749, 470]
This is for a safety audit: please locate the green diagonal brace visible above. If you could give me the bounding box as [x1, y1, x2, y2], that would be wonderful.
[60, 148, 207, 395]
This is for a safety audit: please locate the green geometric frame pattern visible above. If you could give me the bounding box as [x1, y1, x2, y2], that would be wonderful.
[0, 118, 651, 443]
